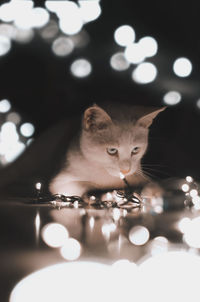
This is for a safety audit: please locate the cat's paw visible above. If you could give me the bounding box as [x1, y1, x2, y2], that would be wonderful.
[141, 181, 164, 199]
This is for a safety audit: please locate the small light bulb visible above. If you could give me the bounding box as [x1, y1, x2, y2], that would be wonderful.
[35, 182, 42, 190]
[119, 172, 125, 179]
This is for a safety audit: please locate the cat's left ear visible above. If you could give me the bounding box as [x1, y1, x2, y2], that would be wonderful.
[83, 105, 112, 132]
[137, 107, 167, 128]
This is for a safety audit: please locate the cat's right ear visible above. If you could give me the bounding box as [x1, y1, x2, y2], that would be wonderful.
[83, 106, 112, 132]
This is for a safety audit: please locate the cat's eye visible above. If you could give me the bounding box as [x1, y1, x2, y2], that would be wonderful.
[107, 148, 118, 155]
[131, 146, 140, 155]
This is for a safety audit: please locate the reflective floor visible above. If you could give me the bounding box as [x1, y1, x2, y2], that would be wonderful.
[1, 177, 200, 302]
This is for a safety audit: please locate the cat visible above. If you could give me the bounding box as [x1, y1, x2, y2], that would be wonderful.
[0, 103, 166, 200]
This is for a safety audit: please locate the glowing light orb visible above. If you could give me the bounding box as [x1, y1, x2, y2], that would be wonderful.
[7, 112, 21, 124]
[163, 91, 181, 105]
[52, 37, 74, 57]
[186, 176, 193, 183]
[150, 236, 169, 256]
[132, 62, 157, 84]
[110, 52, 130, 71]
[0, 99, 11, 113]
[40, 20, 59, 40]
[129, 225, 150, 245]
[114, 25, 135, 47]
[13, 28, 34, 44]
[124, 43, 146, 64]
[173, 57, 192, 77]
[178, 217, 191, 233]
[184, 217, 200, 248]
[189, 189, 198, 197]
[79, 1, 101, 23]
[60, 238, 81, 261]
[181, 183, 189, 192]
[58, 2, 83, 35]
[41, 223, 69, 248]
[70, 58, 92, 78]
[20, 123, 35, 137]
[0, 35, 11, 56]
[138, 36, 158, 57]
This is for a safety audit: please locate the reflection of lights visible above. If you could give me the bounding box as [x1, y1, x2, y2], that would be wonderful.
[178, 217, 191, 233]
[60, 238, 81, 261]
[0, 35, 11, 56]
[129, 225, 150, 245]
[184, 217, 200, 248]
[112, 208, 121, 221]
[173, 57, 192, 77]
[132, 62, 157, 84]
[0, 99, 11, 113]
[138, 36, 158, 57]
[52, 37, 74, 57]
[70, 58, 92, 78]
[189, 189, 198, 197]
[79, 1, 101, 23]
[41, 223, 69, 248]
[150, 236, 169, 256]
[124, 43, 145, 64]
[186, 176, 193, 183]
[110, 52, 130, 71]
[35, 210, 41, 243]
[163, 91, 181, 105]
[58, 2, 83, 35]
[114, 25, 135, 47]
[181, 183, 189, 192]
[102, 223, 117, 240]
[7, 112, 21, 124]
[89, 216, 95, 229]
[20, 123, 35, 137]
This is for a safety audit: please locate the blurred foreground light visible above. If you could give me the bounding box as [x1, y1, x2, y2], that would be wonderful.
[132, 62, 157, 84]
[173, 57, 192, 77]
[186, 176, 193, 183]
[14, 7, 49, 29]
[40, 20, 59, 40]
[178, 217, 191, 233]
[0, 24, 16, 39]
[163, 91, 181, 105]
[124, 43, 145, 64]
[10, 262, 116, 302]
[41, 223, 69, 248]
[20, 123, 35, 137]
[181, 183, 189, 192]
[52, 37, 74, 56]
[129, 225, 150, 245]
[30, 7, 50, 28]
[79, 1, 101, 23]
[0, 35, 11, 56]
[184, 216, 200, 248]
[58, 2, 83, 35]
[110, 52, 130, 71]
[7, 112, 21, 124]
[114, 25, 135, 47]
[13, 28, 34, 44]
[0, 99, 11, 113]
[150, 236, 169, 256]
[70, 58, 92, 78]
[138, 36, 158, 57]
[60, 238, 81, 261]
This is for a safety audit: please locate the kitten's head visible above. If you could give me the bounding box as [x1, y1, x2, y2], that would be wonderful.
[80, 104, 166, 178]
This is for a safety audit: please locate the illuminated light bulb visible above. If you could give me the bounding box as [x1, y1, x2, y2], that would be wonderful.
[0, 99, 11, 113]
[35, 182, 41, 190]
[20, 123, 35, 137]
[7, 112, 21, 124]
[41, 223, 69, 248]
[178, 217, 191, 233]
[138, 36, 158, 57]
[181, 183, 189, 192]
[119, 172, 125, 179]
[124, 43, 146, 64]
[60, 238, 81, 261]
[0, 35, 11, 56]
[132, 62, 157, 84]
[30, 7, 50, 28]
[186, 176, 193, 183]
[129, 225, 150, 245]
[58, 2, 83, 35]
[189, 189, 198, 197]
[52, 37, 74, 57]
[0, 1, 34, 23]
[173, 57, 192, 77]
[184, 217, 200, 248]
[79, 1, 101, 23]
[163, 91, 181, 105]
[110, 52, 130, 71]
[70, 58, 92, 78]
[114, 25, 135, 46]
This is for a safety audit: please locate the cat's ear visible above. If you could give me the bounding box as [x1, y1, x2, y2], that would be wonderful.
[137, 107, 166, 128]
[83, 105, 112, 131]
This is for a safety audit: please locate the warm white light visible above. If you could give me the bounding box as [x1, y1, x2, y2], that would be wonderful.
[132, 62, 157, 84]
[35, 182, 41, 190]
[184, 217, 200, 248]
[181, 183, 189, 192]
[114, 25, 135, 47]
[112, 259, 138, 276]
[110, 52, 130, 71]
[0, 24, 16, 39]
[30, 7, 50, 28]
[1, 122, 18, 142]
[0, 140, 25, 163]
[129, 225, 150, 245]
[7, 112, 21, 124]
[14, 7, 49, 29]
[13, 28, 34, 44]
[173, 57, 192, 77]
[89, 216, 95, 229]
[192, 195, 200, 209]
[186, 176, 193, 183]
[0, 35, 11, 56]
[163, 91, 181, 105]
[79, 1, 101, 23]
[20, 123, 35, 137]
[150, 236, 169, 256]
[189, 189, 198, 197]
[60, 238, 81, 261]
[112, 208, 121, 221]
[138, 36, 158, 57]
[52, 37, 74, 57]
[0, 99, 11, 113]
[70, 58, 92, 78]
[41, 223, 69, 248]
[124, 43, 145, 64]
[119, 172, 125, 179]
[178, 217, 191, 233]
[58, 2, 83, 35]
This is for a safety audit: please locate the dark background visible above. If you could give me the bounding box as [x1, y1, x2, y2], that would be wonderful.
[0, 0, 200, 180]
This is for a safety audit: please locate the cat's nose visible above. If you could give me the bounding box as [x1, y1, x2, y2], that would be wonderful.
[120, 168, 130, 175]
